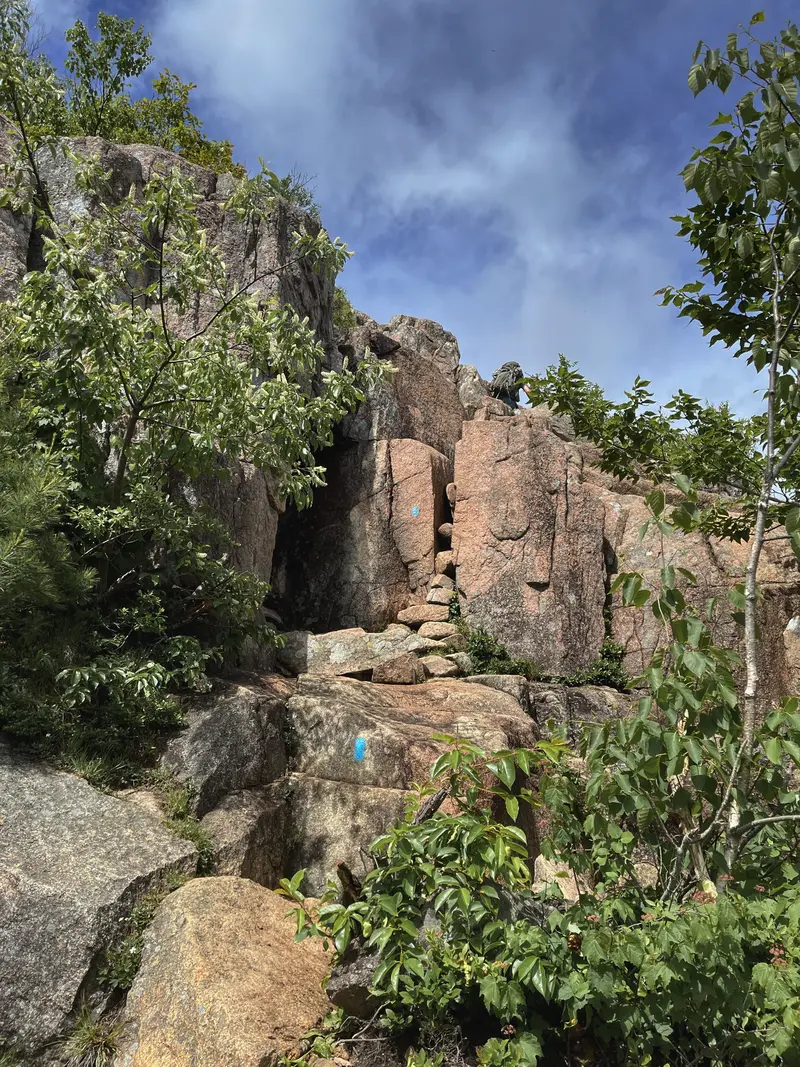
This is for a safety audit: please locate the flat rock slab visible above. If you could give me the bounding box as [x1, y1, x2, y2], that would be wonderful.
[0, 744, 197, 1056]
[117, 878, 330, 1067]
[396, 604, 450, 626]
[276, 625, 430, 676]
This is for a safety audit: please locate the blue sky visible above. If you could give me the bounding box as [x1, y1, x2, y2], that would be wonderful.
[31, 0, 798, 409]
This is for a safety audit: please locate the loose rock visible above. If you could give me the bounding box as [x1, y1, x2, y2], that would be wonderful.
[396, 603, 450, 626]
[421, 656, 462, 678]
[372, 653, 426, 685]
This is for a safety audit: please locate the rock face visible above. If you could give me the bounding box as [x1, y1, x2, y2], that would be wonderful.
[162, 675, 294, 815]
[116, 878, 330, 1067]
[339, 314, 466, 459]
[272, 437, 452, 632]
[452, 407, 607, 675]
[590, 469, 800, 701]
[0, 745, 197, 1057]
[284, 674, 537, 891]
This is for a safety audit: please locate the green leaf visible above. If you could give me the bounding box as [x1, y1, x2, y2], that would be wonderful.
[764, 736, 784, 764]
[505, 795, 520, 821]
[750, 11, 766, 24]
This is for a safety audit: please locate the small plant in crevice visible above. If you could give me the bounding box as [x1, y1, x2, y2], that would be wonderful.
[59, 1000, 122, 1067]
[99, 873, 188, 992]
[558, 637, 628, 690]
[159, 780, 214, 873]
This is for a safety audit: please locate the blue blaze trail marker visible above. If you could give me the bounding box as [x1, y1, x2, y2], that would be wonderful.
[354, 737, 367, 762]
[411, 505, 420, 517]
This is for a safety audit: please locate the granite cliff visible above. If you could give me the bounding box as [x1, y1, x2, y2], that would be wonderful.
[2, 131, 800, 1064]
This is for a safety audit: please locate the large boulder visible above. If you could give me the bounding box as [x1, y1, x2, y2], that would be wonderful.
[0, 744, 197, 1057]
[452, 407, 607, 675]
[285, 674, 537, 891]
[272, 439, 451, 632]
[276, 625, 433, 677]
[116, 877, 331, 1067]
[161, 675, 294, 815]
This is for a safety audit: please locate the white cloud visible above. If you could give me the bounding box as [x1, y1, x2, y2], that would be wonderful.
[35, 0, 768, 411]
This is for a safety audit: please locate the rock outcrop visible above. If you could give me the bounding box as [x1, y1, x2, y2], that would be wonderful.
[451, 407, 607, 674]
[284, 673, 537, 891]
[116, 878, 330, 1067]
[0, 745, 197, 1057]
[161, 675, 294, 815]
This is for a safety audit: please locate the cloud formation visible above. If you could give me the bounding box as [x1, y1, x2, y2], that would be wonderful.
[33, 0, 799, 410]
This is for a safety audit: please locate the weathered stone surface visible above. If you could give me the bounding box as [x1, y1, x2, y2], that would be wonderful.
[418, 621, 460, 640]
[435, 550, 455, 575]
[339, 315, 465, 459]
[431, 574, 456, 591]
[285, 776, 408, 895]
[161, 675, 294, 815]
[200, 784, 289, 886]
[276, 625, 430, 677]
[272, 439, 449, 632]
[456, 364, 490, 419]
[452, 408, 606, 674]
[191, 460, 284, 582]
[326, 951, 381, 1018]
[390, 439, 450, 595]
[372, 653, 426, 685]
[284, 675, 536, 891]
[446, 482, 458, 507]
[426, 586, 453, 606]
[0, 745, 197, 1056]
[446, 652, 474, 674]
[593, 473, 800, 700]
[36, 137, 334, 352]
[116, 878, 331, 1067]
[421, 656, 461, 678]
[438, 522, 454, 540]
[426, 633, 468, 652]
[397, 603, 450, 626]
[289, 675, 534, 792]
[526, 682, 634, 739]
[461, 674, 531, 714]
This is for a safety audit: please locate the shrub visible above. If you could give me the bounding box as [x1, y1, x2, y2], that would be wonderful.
[280, 734, 800, 1067]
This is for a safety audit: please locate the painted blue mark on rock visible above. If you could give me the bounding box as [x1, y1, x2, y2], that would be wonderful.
[354, 737, 367, 762]
[411, 505, 420, 517]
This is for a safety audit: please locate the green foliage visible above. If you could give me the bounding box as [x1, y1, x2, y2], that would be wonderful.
[99, 873, 188, 991]
[525, 356, 760, 540]
[60, 1001, 122, 1067]
[0, 2, 245, 175]
[333, 285, 357, 331]
[0, 26, 386, 769]
[160, 779, 214, 873]
[559, 638, 628, 690]
[462, 625, 540, 680]
[281, 737, 800, 1066]
[457, 617, 628, 691]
